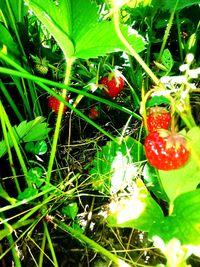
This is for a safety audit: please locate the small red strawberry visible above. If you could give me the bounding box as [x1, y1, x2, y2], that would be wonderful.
[100, 73, 125, 98]
[47, 95, 69, 114]
[88, 106, 99, 120]
[144, 129, 190, 170]
[145, 106, 171, 133]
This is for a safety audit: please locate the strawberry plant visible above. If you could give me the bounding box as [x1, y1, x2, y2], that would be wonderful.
[0, 0, 200, 266]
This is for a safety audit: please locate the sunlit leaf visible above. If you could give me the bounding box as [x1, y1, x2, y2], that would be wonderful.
[107, 179, 164, 231]
[90, 136, 145, 194]
[127, 0, 152, 8]
[25, 0, 146, 59]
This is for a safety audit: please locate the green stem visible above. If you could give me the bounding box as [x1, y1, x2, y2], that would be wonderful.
[126, 55, 141, 106]
[46, 57, 75, 183]
[158, 0, 179, 61]
[0, 79, 24, 121]
[0, 51, 41, 119]
[0, 218, 34, 240]
[176, 90, 196, 129]
[176, 12, 184, 62]
[169, 202, 174, 215]
[1, 213, 22, 267]
[0, 184, 56, 213]
[18, 194, 54, 223]
[5, 0, 27, 59]
[0, 103, 21, 194]
[144, 15, 155, 91]
[43, 221, 59, 267]
[12, 76, 32, 119]
[0, 184, 16, 205]
[0, 101, 28, 178]
[38, 234, 46, 267]
[53, 217, 131, 267]
[0, 64, 142, 120]
[112, 5, 160, 86]
[179, 111, 196, 129]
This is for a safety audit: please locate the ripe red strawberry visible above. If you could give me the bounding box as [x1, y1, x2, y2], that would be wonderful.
[145, 106, 171, 133]
[88, 106, 99, 120]
[144, 130, 190, 170]
[100, 73, 125, 98]
[47, 95, 69, 114]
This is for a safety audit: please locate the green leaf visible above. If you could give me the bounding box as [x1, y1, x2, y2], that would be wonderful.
[185, 33, 197, 55]
[0, 23, 20, 61]
[0, 184, 16, 205]
[143, 163, 169, 202]
[90, 136, 145, 194]
[158, 127, 200, 203]
[0, 0, 28, 23]
[146, 96, 171, 108]
[22, 118, 51, 142]
[162, 0, 200, 11]
[62, 202, 79, 220]
[26, 167, 45, 187]
[25, 141, 35, 153]
[127, 0, 152, 8]
[24, 0, 74, 58]
[150, 189, 200, 246]
[72, 220, 84, 233]
[74, 21, 146, 59]
[17, 188, 38, 200]
[107, 179, 164, 231]
[25, 0, 146, 59]
[0, 117, 51, 158]
[161, 49, 174, 73]
[40, 183, 60, 195]
[34, 140, 48, 155]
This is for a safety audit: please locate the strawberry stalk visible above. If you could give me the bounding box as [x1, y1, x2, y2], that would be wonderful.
[111, 1, 160, 86]
[46, 57, 75, 183]
[175, 94, 196, 129]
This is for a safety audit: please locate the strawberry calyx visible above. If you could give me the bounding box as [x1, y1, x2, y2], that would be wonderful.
[156, 129, 189, 151]
[107, 72, 123, 87]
